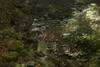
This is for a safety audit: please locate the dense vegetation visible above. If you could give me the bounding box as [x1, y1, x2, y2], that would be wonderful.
[0, 0, 100, 67]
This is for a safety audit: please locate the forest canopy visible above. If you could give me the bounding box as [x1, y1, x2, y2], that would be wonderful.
[0, 0, 100, 67]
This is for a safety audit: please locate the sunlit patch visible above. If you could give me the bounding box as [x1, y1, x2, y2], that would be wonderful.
[65, 19, 79, 32]
[83, 3, 100, 31]
[83, 3, 100, 21]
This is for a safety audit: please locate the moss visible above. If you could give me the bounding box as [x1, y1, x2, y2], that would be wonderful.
[7, 39, 24, 51]
[37, 41, 47, 54]
[2, 51, 19, 61]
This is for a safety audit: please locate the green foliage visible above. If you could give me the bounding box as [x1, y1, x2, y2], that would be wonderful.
[0, 0, 100, 67]
[37, 41, 47, 53]
[2, 51, 19, 61]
